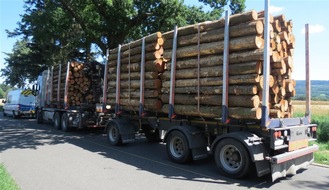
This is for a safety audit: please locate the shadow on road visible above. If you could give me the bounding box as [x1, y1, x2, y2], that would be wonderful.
[1, 115, 327, 189]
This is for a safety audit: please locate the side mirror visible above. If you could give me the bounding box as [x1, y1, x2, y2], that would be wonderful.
[2, 100, 6, 103]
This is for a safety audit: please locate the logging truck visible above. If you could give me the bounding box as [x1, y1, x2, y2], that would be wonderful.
[34, 61, 110, 131]
[102, 8, 318, 182]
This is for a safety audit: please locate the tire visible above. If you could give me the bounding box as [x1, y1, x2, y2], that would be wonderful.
[61, 113, 70, 132]
[214, 138, 252, 179]
[12, 111, 18, 119]
[3, 109, 7, 117]
[107, 122, 122, 146]
[166, 131, 192, 164]
[36, 109, 43, 124]
[53, 112, 62, 130]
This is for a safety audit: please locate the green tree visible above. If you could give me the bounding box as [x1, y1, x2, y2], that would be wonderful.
[3, 0, 245, 87]
[0, 88, 5, 99]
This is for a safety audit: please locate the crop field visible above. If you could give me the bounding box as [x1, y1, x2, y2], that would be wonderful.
[293, 100, 329, 117]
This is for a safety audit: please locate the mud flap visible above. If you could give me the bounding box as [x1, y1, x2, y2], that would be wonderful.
[271, 153, 314, 182]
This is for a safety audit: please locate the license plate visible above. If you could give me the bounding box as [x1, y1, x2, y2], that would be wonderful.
[288, 139, 308, 151]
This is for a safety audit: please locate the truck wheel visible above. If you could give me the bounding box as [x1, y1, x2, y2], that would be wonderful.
[214, 138, 251, 179]
[166, 131, 192, 164]
[53, 112, 62, 130]
[61, 113, 70, 132]
[36, 109, 43, 124]
[107, 123, 122, 146]
[12, 111, 18, 119]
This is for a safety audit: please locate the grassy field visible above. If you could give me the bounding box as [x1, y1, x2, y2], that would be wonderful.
[0, 164, 20, 190]
[293, 100, 329, 116]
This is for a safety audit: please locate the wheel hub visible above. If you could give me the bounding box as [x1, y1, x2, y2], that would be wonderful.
[221, 145, 242, 171]
[170, 137, 184, 158]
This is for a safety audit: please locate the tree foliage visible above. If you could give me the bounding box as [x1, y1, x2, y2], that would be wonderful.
[2, 0, 245, 87]
[0, 84, 12, 99]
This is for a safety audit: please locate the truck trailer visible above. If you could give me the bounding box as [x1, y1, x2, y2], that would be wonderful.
[101, 8, 318, 181]
[35, 61, 110, 131]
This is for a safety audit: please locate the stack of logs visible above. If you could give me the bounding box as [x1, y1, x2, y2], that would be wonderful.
[107, 9, 296, 120]
[50, 62, 93, 107]
[66, 62, 94, 107]
[106, 32, 165, 112]
[159, 10, 296, 119]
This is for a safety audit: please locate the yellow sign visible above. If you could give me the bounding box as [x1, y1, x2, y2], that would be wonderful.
[21, 89, 36, 96]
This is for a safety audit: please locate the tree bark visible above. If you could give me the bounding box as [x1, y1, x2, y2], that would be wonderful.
[161, 94, 260, 108]
[161, 104, 261, 119]
[161, 85, 258, 95]
[108, 79, 161, 89]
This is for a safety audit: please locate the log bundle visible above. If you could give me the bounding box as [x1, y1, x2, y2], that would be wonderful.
[159, 10, 296, 119]
[106, 32, 164, 112]
[50, 62, 94, 108]
[106, 10, 296, 120]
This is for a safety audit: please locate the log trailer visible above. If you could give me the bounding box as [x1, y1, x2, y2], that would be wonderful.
[101, 5, 318, 182]
[34, 61, 110, 131]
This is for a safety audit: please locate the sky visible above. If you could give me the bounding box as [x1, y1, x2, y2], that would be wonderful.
[0, 0, 328, 84]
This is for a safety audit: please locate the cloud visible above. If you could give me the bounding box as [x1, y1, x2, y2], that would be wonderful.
[301, 24, 325, 34]
[269, 5, 284, 14]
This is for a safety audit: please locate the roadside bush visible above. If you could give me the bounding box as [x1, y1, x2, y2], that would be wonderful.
[312, 116, 329, 142]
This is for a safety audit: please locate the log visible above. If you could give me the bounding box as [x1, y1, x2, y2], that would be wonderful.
[163, 20, 263, 49]
[108, 60, 164, 73]
[161, 104, 262, 119]
[109, 32, 161, 56]
[162, 74, 260, 88]
[258, 11, 274, 23]
[273, 19, 282, 33]
[271, 59, 286, 70]
[107, 98, 162, 111]
[285, 79, 295, 92]
[230, 61, 262, 75]
[162, 10, 258, 40]
[163, 35, 264, 59]
[120, 42, 159, 57]
[166, 49, 268, 70]
[108, 79, 161, 89]
[107, 71, 158, 80]
[108, 51, 156, 66]
[161, 94, 260, 108]
[270, 109, 283, 118]
[161, 85, 258, 95]
[107, 90, 159, 98]
[257, 75, 274, 89]
[161, 61, 261, 80]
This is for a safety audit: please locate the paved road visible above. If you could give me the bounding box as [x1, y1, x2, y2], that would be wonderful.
[0, 115, 329, 190]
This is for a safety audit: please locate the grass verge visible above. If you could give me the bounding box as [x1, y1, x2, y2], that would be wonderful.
[0, 164, 20, 190]
[310, 142, 329, 165]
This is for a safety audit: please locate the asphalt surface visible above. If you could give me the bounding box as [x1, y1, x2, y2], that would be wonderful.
[0, 115, 329, 190]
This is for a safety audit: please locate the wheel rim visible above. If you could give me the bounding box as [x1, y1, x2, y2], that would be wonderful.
[220, 145, 242, 172]
[108, 126, 118, 142]
[169, 136, 185, 158]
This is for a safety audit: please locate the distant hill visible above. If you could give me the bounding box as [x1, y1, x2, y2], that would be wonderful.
[294, 80, 329, 101]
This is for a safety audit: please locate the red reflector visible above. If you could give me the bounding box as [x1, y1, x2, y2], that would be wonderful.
[274, 131, 282, 138]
